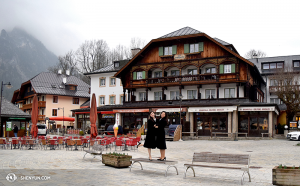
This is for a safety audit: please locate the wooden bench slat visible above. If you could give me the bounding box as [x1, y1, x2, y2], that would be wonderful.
[184, 164, 243, 169]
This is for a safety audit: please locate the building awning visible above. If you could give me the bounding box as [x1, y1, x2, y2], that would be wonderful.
[152, 108, 187, 112]
[75, 111, 101, 114]
[188, 106, 237, 113]
[113, 109, 149, 113]
[48, 116, 75, 122]
[101, 111, 115, 114]
[238, 106, 279, 115]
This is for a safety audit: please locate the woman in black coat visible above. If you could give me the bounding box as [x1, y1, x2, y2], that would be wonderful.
[139, 111, 156, 160]
[155, 111, 167, 161]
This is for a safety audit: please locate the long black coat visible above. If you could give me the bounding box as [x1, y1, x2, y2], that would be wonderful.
[143, 118, 156, 149]
[156, 117, 167, 149]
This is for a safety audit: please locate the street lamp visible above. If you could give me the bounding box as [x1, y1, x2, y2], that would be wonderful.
[58, 107, 64, 136]
[179, 93, 183, 141]
[0, 81, 12, 137]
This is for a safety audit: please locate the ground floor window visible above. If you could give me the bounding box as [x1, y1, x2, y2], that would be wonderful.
[239, 111, 268, 137]
[195, 112, 227, 136]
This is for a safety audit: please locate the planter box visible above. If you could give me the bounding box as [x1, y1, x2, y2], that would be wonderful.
[272, 166, 300, 186]
[102, 154, 132, 168]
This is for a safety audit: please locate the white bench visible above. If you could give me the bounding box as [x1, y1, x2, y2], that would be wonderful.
[130, 158, 178, 177]
[184, 153, 251, 185]
[83, 144, 103, 162]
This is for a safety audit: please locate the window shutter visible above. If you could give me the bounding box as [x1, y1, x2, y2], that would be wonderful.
[133, 72, 137, 80]
[142, 71, 145, 79]
[172, 45, 177, 55]
[159, 47, 164, 56]
[199, 42, 204, 52]
[219, 64, 224, 74]
[184, 44, 189, 53]
[231, 64, 236, 73]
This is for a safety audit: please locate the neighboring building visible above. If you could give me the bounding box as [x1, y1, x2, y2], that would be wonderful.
[249, 55, 300, 126]
[0, 96, 31, 137]
[11, 71, 90, 129]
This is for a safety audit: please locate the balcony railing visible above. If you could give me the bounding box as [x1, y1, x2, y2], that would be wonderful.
[38, 115, 46, 121]
[21, 101, 46, 110]
[269, 85, 300, 93]
[131, 73, 238, 86]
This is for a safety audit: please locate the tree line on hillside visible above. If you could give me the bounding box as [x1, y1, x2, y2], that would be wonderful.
[48, 37, 146, 84]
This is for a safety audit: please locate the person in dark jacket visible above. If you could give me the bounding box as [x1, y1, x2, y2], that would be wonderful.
[139, 111, 157, 160]
[13, 124, 18, 137]
[154, 111, 167, 161]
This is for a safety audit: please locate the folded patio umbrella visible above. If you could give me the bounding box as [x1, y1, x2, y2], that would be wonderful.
[90, 93, 98, 138]
[31, 95, 38, 138]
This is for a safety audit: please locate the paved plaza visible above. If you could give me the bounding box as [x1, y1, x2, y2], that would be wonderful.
[0, 139, 299, 186]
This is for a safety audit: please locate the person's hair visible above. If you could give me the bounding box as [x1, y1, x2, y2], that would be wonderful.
[148, 111, 155, 120]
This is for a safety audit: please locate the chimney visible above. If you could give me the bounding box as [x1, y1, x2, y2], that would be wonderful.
[63, 77, 67, 84]
[58, 69, 62, 74]
[66, 70, 70, 76]
[131, 48, 141, 58]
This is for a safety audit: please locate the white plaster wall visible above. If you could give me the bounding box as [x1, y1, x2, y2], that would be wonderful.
[89, 72, 126, 106]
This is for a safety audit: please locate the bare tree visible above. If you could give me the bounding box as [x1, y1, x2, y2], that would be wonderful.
[270, 66, 300, 125]
[76, 40, 110, 73]
[48, 50, 78, 74]
[244, 49, 266, 59]
[130, 37, 146, 49]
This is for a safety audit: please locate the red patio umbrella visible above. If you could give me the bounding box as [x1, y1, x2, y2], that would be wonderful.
[31, 95, 38, 138]
[90, 93, 98, 138]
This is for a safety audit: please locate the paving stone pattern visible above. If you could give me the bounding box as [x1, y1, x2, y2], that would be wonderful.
[0, 139, 299, 186]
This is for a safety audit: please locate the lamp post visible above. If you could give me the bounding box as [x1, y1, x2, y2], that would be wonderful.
[179, 93, 183, 141]
[0, 81, 12, 137]
[58, 107, 64, 136]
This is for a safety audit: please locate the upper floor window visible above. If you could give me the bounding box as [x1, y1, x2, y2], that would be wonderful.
[110, 77, 116, 86]
[28, 87, 30, 92]
[109, 96, 115, 105]
[270, 98, 282, 104]
[187, 90, 197, 99]
[262, 62, 283, 69]
[133, 71, 145, 80]
[170, 91, 179, 100]
[220, 64, 235, 74]
[205, 89, 215, 99]
[53, 96, 58, 103]
[171, 70, 180, 76]
[73, 98, 79, 104]
[52, 109, 57, 116]
[154, 92, 162, 100]
[164, 46, 172, 56]
[154, 71, 163, 78]
[99, 96, 105, 105]
[188, 69, 197, 75]
[114, 62, 119, 68]
[206, 67, 216, 74]
[224, 88, 235, 98]
[293, 61, 300, 68]
[120, 95, 124, 104]
[184, 42, 204, 54]
[270, 79, 278, 86]
[224, 64, 232, 73]
[100, 78, 106, 86]
[139, 92, 146, 101]
[158, 45, 177, 56]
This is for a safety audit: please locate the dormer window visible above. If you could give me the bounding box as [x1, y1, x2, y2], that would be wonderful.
[184, 42, 204, 54]
[158, 45, 177, 56]
[69, 86, 75, 90]
[114, 62, 119, 68]
[164, 46, 172, 55]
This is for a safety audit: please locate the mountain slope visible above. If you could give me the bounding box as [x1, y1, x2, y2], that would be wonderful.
[0, 28, 58, 100]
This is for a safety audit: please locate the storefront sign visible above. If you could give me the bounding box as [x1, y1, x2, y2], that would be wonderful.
[174, 54, 185, 61]
[238, 107, 275, 111]
[290, 121, 297, 128]
[188, 106, 237, 112]
[152, 108, 187, 112]
[6, 121, 12, 131]
[113, 109, 149, 113]
[102, 114, 115, 118]
[21, 121, 26, 129]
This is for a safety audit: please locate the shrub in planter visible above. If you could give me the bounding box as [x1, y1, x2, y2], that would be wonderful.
[79, 131, 84, 136]
[102, 152, 132, 168]
[272, 165, 300, 185]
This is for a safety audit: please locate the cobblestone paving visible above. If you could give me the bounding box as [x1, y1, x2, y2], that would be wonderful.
[0, 139, 299, 186]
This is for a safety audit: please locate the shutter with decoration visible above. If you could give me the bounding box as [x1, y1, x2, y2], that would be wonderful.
[184, 44, 189, 53]
[219, 64, 224, 74]
[172, 45, 177, 55]
[133, 72, 137, 80]
[142, 71, 145, 79]
[231, 64, 235, 73]
[159, 47, 164, 56]
[199, 42, 204, 52]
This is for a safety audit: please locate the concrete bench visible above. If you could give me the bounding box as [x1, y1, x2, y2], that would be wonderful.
[83, 144, 103, 162]
[130, 158, 178, 177]
[211, 132, 233, 138]
[261, 133, 270, 137]
[184, 152, 251, 185]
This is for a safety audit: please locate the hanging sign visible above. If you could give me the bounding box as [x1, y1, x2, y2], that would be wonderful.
[174, 54, 186, 61]
[6, 121, 12, 131]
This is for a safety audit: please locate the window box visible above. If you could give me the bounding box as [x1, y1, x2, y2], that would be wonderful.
[102, 153, 132, 168]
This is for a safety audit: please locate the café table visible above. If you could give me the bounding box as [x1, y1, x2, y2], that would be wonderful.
[49, 139, 57, 150]
[122, 138, 130, 151]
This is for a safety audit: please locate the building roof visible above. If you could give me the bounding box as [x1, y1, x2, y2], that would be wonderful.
[213, 38, 231, 46]
[29, 72, 90, 98]
[158, 27, 203, 38]
[1, 97, 31, 118]
[80, 99, 90, 108]
[85, 60, 130, 75]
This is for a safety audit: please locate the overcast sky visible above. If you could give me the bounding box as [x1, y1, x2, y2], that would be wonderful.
[1, 0, 300, 58]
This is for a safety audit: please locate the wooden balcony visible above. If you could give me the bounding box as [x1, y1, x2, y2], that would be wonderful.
[38, 115, 46, 121]
[21, 101, 46, 110]
[130, 73, 239, 88]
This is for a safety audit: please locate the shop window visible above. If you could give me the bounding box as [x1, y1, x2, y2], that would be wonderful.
[250, 117, 258, 130]
[53, 96, 58, 103]
[259, 117, 268, 130]
[72, 111, 75, 117]
[219, 117, 226, 130]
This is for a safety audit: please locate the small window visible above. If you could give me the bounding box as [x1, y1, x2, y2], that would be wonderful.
[188, 69, 197, 75]
[270, 79, 278, 86]
[120, 96, 124, 104]
[69, 86, 75, 90]
[52, 109, 57, 116]
[277, 62, 283, 68]
[53, 96, 58, 103]
[270, 63, 276, 69]
[73, 98, 79, 104]
[205, 89, 215, 99]
[190, 43, 199, 53]
[224, 64, 231, 73]
[206, 67, 216, 74]
[154, 92, 162, 100]
[187, 90, 197, 99]
[110, 96, 115, 105]
[99, 97, 105, 105]
[263, 63, 269, 69]
[154, 71, 162, 78]
[224, 88, 235, 98]
[100, 78, 105, 86]
[114, 62, 119, 68]
[170, 91, 179, 100]
[28, 87, 30, 92]
[171, 70, 180, 76]
[294, 61, 300, 67]
[164, 46, 172, 55]
[110, 78, 116, 86]
[137, 72, 143, 80]
[139, 92, 146, 101]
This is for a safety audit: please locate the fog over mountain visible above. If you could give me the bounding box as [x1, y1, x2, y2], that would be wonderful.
[0, 27, 58, 100]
